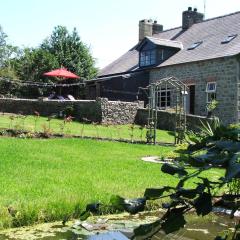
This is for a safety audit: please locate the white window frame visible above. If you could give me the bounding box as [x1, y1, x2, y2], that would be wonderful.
[206, 82, 217, 103]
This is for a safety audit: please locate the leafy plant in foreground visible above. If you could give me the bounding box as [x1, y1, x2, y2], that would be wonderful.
[84, 122, 240, 239]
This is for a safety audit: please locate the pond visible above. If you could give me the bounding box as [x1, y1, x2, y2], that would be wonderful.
[0, 212, 236, 240]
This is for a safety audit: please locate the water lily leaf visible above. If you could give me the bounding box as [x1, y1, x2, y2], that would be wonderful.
[161, 207, 187, 234]
[194, 192, 212, 216]
[161, 163, 188, 177]
[144, 187, 174, 200]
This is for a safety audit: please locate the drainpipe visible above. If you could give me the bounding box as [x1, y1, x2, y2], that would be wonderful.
[236, 55, 240, 123]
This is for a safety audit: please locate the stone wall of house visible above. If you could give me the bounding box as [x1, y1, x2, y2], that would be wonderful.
[135, 108, 213, 131]
[98, 98, 144, 124]
[150, 57, 239, 125]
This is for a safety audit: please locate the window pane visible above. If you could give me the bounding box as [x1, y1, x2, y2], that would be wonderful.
[158, 89, 171, 108]
[188, 41, 203, 50]
[139, 50, 156, 66]
[221, 34, 237, 44]
[206, 82, 216, 92]
[207, 92, 216, 102]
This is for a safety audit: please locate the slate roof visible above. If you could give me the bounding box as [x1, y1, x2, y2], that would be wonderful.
[137, 37, 183, 50]
[99, 11, 240, 77]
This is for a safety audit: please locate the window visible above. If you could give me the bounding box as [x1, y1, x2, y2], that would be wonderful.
[221, 34, 237, 44]
[158, 88, 171, 108]
[187, 41, 203, 50]
[206, 82, 216, 103]
[140, 50, 156, 67]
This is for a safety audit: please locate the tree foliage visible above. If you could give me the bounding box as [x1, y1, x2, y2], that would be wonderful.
[41, 26, 97, 80]
[13, 26, 97, 82]
[0, 25, 98, 98]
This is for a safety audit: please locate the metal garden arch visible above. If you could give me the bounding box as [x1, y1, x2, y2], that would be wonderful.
[139, 76, 188, 144]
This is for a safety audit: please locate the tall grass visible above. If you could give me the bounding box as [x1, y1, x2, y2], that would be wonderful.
[0, 114, 174, 143]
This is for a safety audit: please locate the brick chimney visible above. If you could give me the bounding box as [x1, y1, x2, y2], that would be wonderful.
[182, 7, 204, 30]
[139, 19, 163, 42]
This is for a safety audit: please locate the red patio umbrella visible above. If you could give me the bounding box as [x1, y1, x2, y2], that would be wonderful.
[43, 67, 80, 97]
[43, 67, 80, 79]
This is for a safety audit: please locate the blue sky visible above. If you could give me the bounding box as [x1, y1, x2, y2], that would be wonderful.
[1, 0, 239, 68]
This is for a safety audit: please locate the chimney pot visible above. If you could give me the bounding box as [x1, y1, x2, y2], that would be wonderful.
[139, 19, 163, 41]
[182, 7, 204, 29]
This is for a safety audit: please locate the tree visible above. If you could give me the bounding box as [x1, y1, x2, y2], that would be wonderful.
[11, 48, 59, 98]
[0, 25, 19, 78]
[9, 25, 98, 98]
[12, 48, 58, 82]
[41, 26, 98, 80]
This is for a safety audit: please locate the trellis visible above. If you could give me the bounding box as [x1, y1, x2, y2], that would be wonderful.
[140, 76, 188, 144]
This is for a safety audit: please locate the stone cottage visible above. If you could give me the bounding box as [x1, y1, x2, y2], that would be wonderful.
[86, 8, 240, 125]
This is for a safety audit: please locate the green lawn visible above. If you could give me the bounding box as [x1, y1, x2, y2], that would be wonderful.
[0, 138, 173, 228]
[0, 137, 223, 229]
[0, 113, 174, 143]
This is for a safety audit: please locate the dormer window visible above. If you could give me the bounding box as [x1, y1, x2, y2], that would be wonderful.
[140, 50, 156, 67]
[221, 34, 237, 44]
[187, 41, 203, 50]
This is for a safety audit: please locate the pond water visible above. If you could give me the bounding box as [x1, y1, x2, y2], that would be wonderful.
[0, 212, 236, 240]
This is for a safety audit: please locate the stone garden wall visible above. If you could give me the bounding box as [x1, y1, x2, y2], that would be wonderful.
[0, 97, 211, 129]
[135, 108, 213, 131]
[99, 98, 144, 124]
[0, 98, 142, 124]
[0, 98, 102, 122]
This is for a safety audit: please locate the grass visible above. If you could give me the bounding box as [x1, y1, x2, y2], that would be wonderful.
[0, 113, 174, 143]
[0, 138, 172, 228]
[0, 137, 223, 229]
